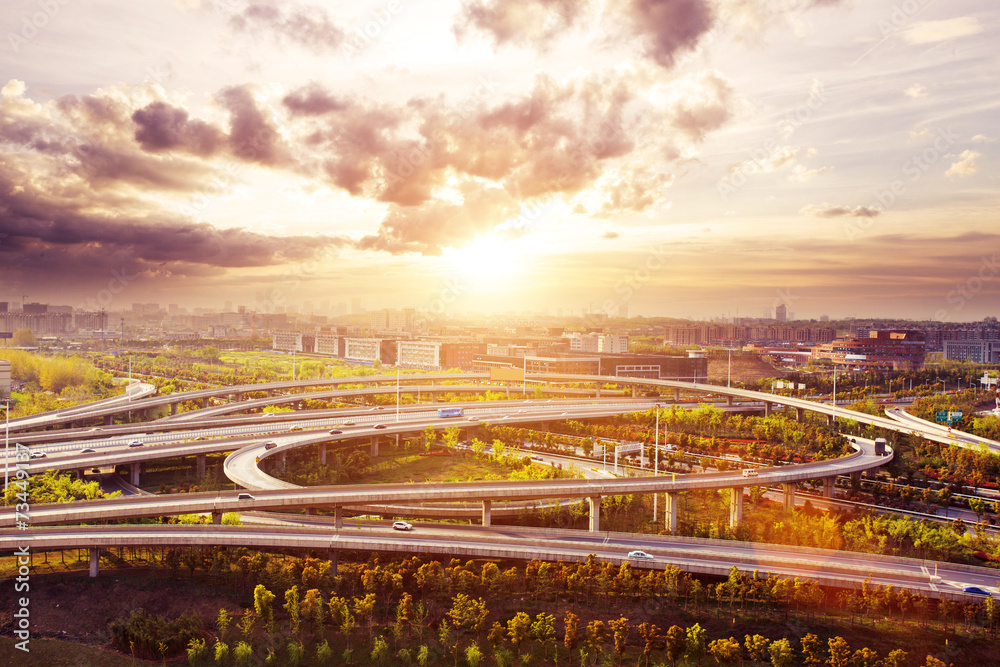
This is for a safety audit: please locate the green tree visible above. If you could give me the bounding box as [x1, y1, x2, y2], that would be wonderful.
[563, 612, 580, 652]
[12, 329, 36, 347]
[800, 633, 823, 666]
[769, 638, 794, 667]
[254, 584, 276, 635]
[686, 623, 707, 666]
[465, 642, 483, 667]
[744, 634, 770, 664]
[233, 641, 252, 665]
[507, 612, 531, 652]
[609, 617, 630, 666]
[216, 609, 232, 644]
[664, 625, 686, 667]
[284, 586, 300, 636]
[827, 637, 851, 667]
[638, 623, 663, 667]
[708, 637, 741, 666]
[448, 593, 489, 633]
[884, 649, 908, 667]
[532, 612, 557, 653]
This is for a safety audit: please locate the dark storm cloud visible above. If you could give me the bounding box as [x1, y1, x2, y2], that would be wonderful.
[229, 2, 347, 54]
[626, 0, 714, 68]
[132, 101, 226, 156]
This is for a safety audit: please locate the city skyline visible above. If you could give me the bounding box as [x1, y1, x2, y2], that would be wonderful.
[1, 0, 997, 321]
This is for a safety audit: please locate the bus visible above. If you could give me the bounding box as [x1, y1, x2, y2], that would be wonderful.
[437, 407, 465, 418]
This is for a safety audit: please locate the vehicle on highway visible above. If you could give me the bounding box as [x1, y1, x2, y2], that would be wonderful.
[374, 424, 387, 429]
[531, 455, 543, 461]
[467, 416, 479, 421]
[874, 437, 888, 456]
[627, 550, 654, 560]
[438, 407, 465, 418]
[329, 429, 343, 435]
[964, 586, 992, 596]
[194, 435, 208, 441]
[128, 440, 143, 448]
[81, 448, 95, 454]
[343, 421, 355, 426]
[371, 406, 384, 411]
[264, 442, 278, 450]
[29, 451, 47, 459]
[87, 427, 102, 432]
[742, 468, 758, 478]
[238, 493, 255, 501]
[287, 426, 303, 432]
[392, 521, 412, 531]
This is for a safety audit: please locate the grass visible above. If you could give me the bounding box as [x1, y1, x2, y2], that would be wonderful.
[360, 452, 517, 484]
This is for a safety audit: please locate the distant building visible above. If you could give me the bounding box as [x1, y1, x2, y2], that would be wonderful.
[775, 304, 787, 322]
[371, 308, 416, 333]
[566, 332, 629, 353]
[664, 325, 701, 346]
[812, 330, 925, 369]
[344, 338, 397, 365]
[944, 340, 1000, 364]
[0, 359, 11, 399]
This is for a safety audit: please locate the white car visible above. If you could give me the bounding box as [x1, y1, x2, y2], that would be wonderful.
[392, 521, 413, 531]
[627, 550, 654, 560]
[742, 468, 758, 478]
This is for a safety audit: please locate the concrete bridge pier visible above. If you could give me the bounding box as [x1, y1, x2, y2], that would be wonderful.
[196, 454, 206, 478]
[482, 500, 492, 527]
[276, 452, 286, 475]
[319, 444, 327, 465]
[170, 402, 178, 416]
[89, 547, 100, 578]
[795, 407, 805, 421]
[726, 395, 734, 407]
[211, 510, 222, 524]
[75, 469, 84, 480]
[782, 483, 796, 511]
[334, 506, 343, 530]
[104, 415, 113, 426]
[673, 388, 680, 402]
[328, 549, 338, 575]
[305, 508, 316, 516]
[370, 436, 379, 458]
[129, 463, 140, 486]
[588, 496, 601, 532]
[827, 414, 835, 427]
[201, 397, 210, 409]
[823, 477, 836, 498]
[729, 487, 743, 528]
[764, 401, 773, 417]
[631, 385, 638, 398]
[665, 491, 679, 534]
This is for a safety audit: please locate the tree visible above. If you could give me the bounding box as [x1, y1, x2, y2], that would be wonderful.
[827, 637, 851, 667]
[664, 625, 686, 667]
[284, 586, 300, 636]
[216, 609, 232, 644]
[254, 584, 276, 635]
[744, 634, 770, 664]
[609, 617, 630, 666]
[686, 623, 707, 666]
[448, 593, 489, 633]
[800, 633, 823, 666]
[465, 642, 483, 667]
[12, 329, 36, 347]
[708, 637, 741, 666]
[236, 609, 256, 638]
[563, 612, 580, 652]
[769, 638, 794, 667]
[884, 649, 908, 667]
[638, 623, 663, 667]
[585, 620, 608, 656]
[507, 612, 531, 652]
[301, 589, 324, 639]
[531, 612, 557, 654]
[851, 647, 880, 667]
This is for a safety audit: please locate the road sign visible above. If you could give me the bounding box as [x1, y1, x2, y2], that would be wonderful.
[0, 332, 11, 339]
[615, 443, 643, 455]
[935, 411, 948, 423]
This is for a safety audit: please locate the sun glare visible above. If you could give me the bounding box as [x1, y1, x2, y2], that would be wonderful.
[444, 237, 528, 291]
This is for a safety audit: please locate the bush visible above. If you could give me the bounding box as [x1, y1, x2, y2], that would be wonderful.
[108, 608, 204, 659]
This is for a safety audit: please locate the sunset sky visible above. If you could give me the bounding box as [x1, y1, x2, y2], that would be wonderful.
[1, 0, 996, 321]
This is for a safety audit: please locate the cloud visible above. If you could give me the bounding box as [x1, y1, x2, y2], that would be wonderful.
[971, 134, 994, 143]
[904, 83, 927, 99]
[602, 231, 620, 239]
[800, 203, 881, 218]
[453, 0, 585, 50]
[728, 145, 799, 176]
[625, 0, 714, 68]
[216, 85, 287, 166]
[902, 17, 982, 45]
[590, 166, 674, 217]
[132, 101, 226, 156]
[945, 149, 980, 177]
[228, 2, 347, 54]
[788, 164, 831, 182]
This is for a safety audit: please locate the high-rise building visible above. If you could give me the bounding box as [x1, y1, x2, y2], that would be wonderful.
[775, 304, 787, 322]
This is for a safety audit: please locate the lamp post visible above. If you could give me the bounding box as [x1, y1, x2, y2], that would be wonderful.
[4, 399, 8, 493]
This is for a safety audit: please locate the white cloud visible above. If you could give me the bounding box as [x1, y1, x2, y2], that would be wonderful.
[902, 17, 982, 45]
[800, 203, 881, 219]
[972, 134, 994, 143]
[788, 164, 831, 182]
[904, 83, 928, 98]
[945, 150, 981, 177]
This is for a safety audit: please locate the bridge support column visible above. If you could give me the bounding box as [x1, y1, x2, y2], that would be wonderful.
[89, 548, 100, 578]
[201, 397, 209, 409]
[726, 395, 733, 407]
[328, 549, 338, 575]
[482, 500, 492, 527]
[170, 402, 178, 416]
[729, 487, 743, 528]
[795, 407, 805, 421]
[104, 415, 113, 426]
[823, 477, 836, 498]
[764, 401, 773, 417]
[588, 496, 601, 532]
[665, 491, 679, 534]
[673, 388, 680, 402]
[319, 444, 327, 465]
[782, 483, 796, 511]
[130, 463, 140, 486]
[334, 506, 343, 530]
[370, 436, 379, 458]
[827, 414, 834, 427]
[631, 385, 638, 398]
[305, 508, 316, 516]
[196, 454, 206, 478]
[850, 471, 861, 490]
[276, 452, 286, 475]
[211, 510, 222, 524]
[596, 384, 601, 398]
[76, 469, 84, 480]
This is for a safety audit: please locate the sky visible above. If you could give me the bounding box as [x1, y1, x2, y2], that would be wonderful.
[0, 0, 997, 322]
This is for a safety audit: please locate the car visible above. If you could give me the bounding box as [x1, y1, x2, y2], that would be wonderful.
[531, 455, 543, 461]
[742, 469, 758, 478]
[374, 424, 387, 429]
[264, 442, 278, 450]
[343, 421, 355, 426]
[561, 412, 569, 416]
[287, 426, 303, 432]
[194, 435, 207, 441]
[392, 521, 412, 531]
[329, 429, 343, 435]
[627, 550, 654, 560]
[467, 416, 479, 421]
[372, 406, 385, 411]
[80, 448, 95, 454]
[91, 468, 101, 473]
[29, 452, 47, 459]
[964, 586, 991, 596]
[238, 492, 256, 501]
[87, 427, 102, 432]
[128, 440, 143, 448]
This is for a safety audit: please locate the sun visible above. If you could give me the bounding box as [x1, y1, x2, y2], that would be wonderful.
[443, 236, 528, 291]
